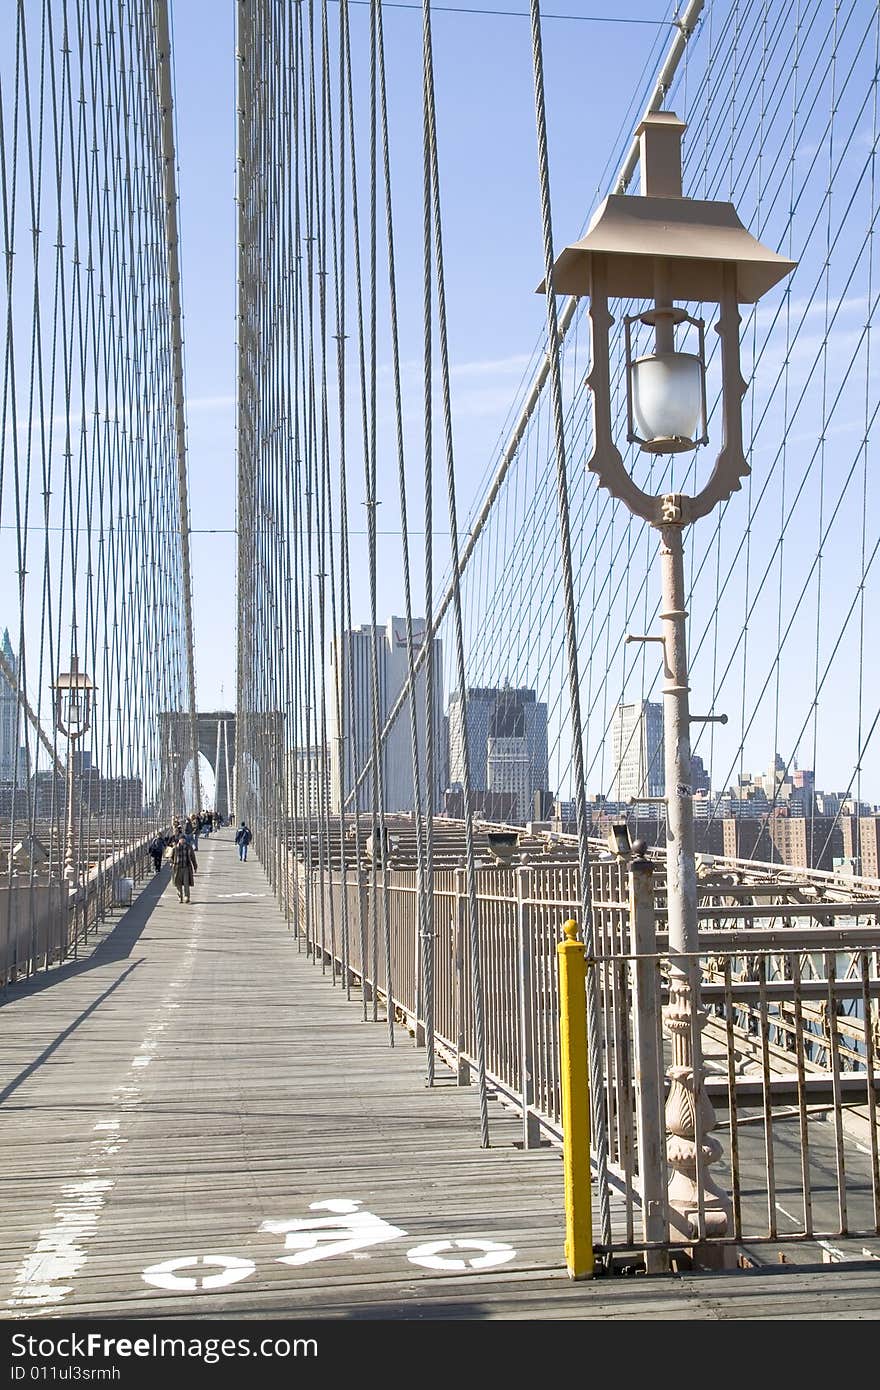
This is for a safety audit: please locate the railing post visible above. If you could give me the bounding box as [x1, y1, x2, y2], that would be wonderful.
[629, 852, 669, 1273]
[284, 846, 292, 934]
[414, 870, 426, 1048]
[359, 868, 372, 1005]
[517, 866, 540, 1148]
[557, 918, 593, 1280]
[454, 867, 470, 1086]
[332, 871, 343, 980]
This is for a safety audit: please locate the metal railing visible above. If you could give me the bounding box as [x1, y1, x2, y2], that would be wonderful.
[0, 833, 153, 988]
[288, 825, 880, 1263]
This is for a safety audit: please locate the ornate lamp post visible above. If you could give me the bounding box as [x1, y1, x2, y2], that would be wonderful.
[543, 112, 796, 1246]
[53, 657, 95, 889]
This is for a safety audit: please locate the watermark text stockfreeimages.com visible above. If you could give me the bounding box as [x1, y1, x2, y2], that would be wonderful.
[10, 1332, 317, 1370]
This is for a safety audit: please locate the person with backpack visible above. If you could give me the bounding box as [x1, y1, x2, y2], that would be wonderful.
[235, 821, 252, 861]
[148, 833, 165, 875]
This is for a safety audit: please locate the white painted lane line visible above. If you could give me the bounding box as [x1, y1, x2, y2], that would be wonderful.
[775, 1202, 802, 1226]
[7, 901, 206, 1313]
[8, 1176, 113, 1309]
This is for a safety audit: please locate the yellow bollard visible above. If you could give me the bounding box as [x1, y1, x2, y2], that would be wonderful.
[557, 918, 594, 1279]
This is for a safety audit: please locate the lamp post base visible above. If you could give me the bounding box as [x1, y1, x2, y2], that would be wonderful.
[664, 975, 732, 1255]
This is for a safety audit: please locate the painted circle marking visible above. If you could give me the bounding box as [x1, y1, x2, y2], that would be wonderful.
[406, 1238, 515, 1271]
[143, 1255, 256, 1291]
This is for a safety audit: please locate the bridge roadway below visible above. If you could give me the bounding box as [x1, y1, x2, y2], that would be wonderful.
[1, 831, 878, 1321]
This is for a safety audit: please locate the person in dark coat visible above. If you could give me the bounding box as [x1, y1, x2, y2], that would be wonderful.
[148, 834, 165, 875]
[171, 835, 197, 903]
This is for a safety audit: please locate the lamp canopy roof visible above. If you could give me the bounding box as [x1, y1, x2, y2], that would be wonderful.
[54, 656, 94, 691]
[539, 112, 796, 304]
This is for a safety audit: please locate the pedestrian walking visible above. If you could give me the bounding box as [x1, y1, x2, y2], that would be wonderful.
[171, 834, 197, 903]
[235, 821, 252, 861]
[148, 833, 165, 875]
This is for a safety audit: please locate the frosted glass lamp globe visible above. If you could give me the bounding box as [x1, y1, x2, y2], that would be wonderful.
[630, 351, 704, 452]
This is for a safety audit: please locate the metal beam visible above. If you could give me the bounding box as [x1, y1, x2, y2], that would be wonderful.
[687, 980, 880, 1003]
[704, 1075, 879, 1108]
[655, 925, 880, 952]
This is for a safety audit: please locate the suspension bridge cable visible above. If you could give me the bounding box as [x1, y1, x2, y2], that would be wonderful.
[343, 0, 706, 809]
[423, 0, 490, 1142]
[2, 1, 195, 984]
[376, 0, 430, 1047]
[527, 0, 612, 1249]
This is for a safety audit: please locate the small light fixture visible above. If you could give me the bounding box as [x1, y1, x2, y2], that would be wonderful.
[539, 110, 796, 526]
[365, 825, 397, 865]
[608, 821, 632, 858]
[625, 308, 707, 453]
[487, 830, 519, 866]
[11, 836, 49, 870]
[53, 656, 94, 740]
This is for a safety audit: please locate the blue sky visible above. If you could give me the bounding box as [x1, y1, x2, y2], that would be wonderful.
[4, 0, 855, 807]
[170, 0, 675, 707]
[168, 1, 880, 806]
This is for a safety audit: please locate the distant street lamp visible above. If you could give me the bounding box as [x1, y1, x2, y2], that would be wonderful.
[543, 112, 796, 1247]
[53, 657, 95, 890]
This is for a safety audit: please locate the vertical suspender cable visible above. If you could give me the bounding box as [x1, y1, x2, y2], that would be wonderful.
[527, 0, 612, 1249]
[423, 0, 489, 1145]
[330, 0, 353, 993]
[376, 0, 429, 1043]
[421, 0, 437, 1083]
[154, 0, 198, 809]
[337, 0, 372, 1023]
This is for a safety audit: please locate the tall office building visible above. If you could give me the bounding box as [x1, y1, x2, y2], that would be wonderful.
[0, 628, 26, 786]
[610, 700, 665, 804]
[487, 694, 531, 823]
[448, 685, 549, 824]
[328, 616, 444, 815]
[448, 688, 494, 791]
[288, 746, 327, 820]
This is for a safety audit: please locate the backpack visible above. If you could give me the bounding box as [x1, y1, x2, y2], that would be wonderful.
[242, 827, 252, 845]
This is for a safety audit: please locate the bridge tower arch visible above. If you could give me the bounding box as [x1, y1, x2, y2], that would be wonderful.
[159, 712, 236, 819]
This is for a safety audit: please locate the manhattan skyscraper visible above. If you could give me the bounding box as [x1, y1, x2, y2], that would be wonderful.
[328, 617, 444, 815]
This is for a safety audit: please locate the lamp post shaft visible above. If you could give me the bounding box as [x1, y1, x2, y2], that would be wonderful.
[64, 743, 78, 888]
[658, 518, 731, 1249]
[659, 522, 697, 967]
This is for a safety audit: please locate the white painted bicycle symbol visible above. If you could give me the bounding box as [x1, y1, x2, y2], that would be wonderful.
[142, 1199, 516, 1292]
[142, 1254, 255, 1291]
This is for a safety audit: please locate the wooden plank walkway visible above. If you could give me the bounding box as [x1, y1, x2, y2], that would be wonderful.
[1, 831, 878, 1321]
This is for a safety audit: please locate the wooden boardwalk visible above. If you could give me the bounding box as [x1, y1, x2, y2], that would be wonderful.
[1, 831, 878, 1321]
